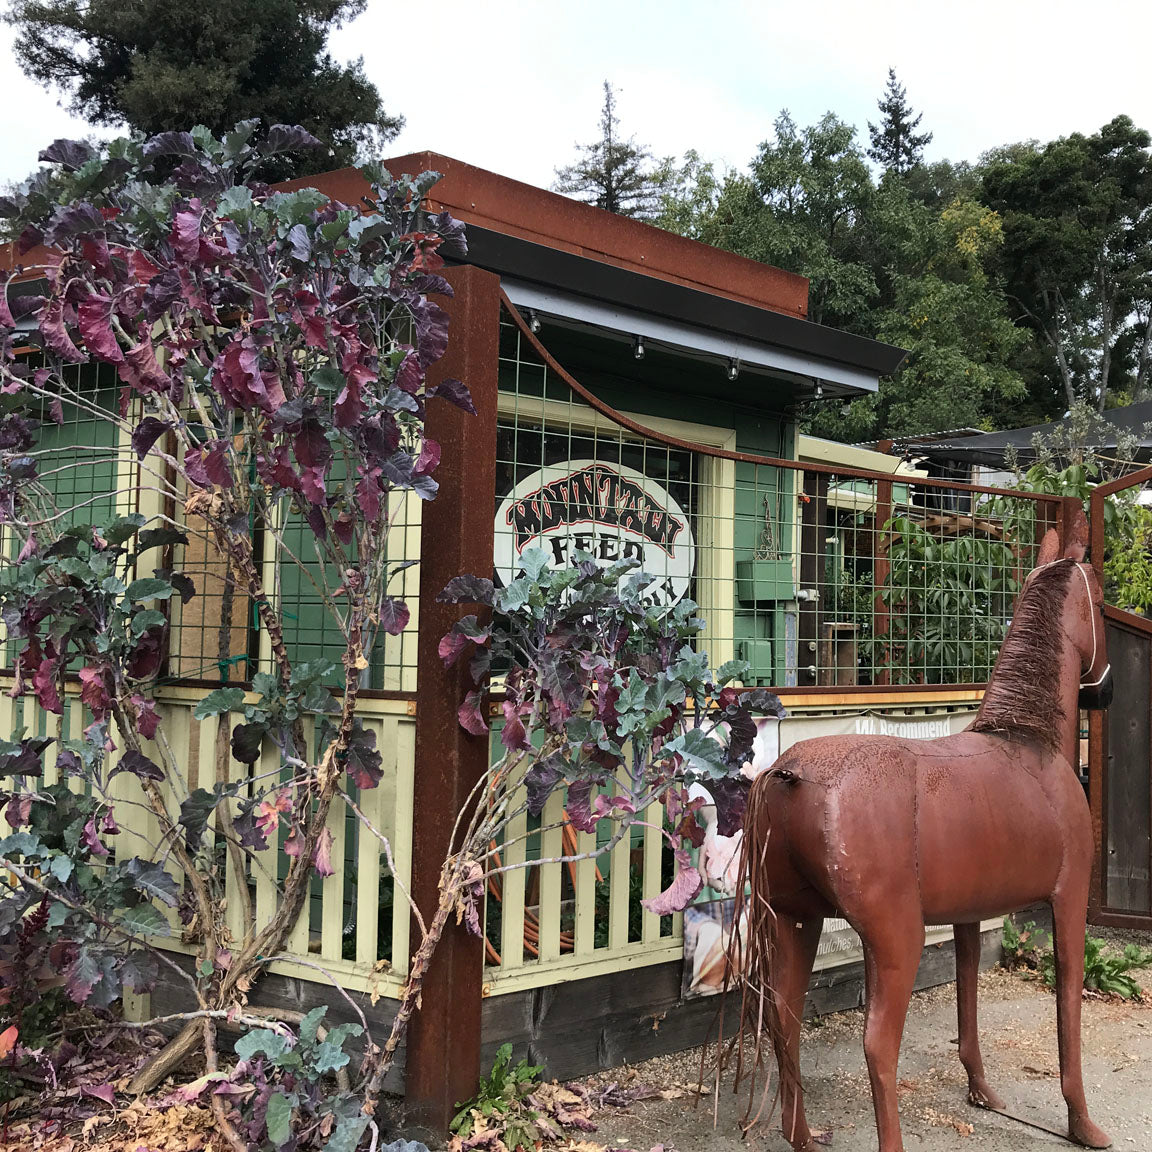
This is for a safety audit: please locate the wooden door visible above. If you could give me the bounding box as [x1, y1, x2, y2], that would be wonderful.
[1089, 611, 1152, 927]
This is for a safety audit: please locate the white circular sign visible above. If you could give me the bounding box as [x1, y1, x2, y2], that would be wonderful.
[494, 459, 696, 609]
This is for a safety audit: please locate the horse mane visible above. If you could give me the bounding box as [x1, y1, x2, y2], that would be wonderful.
[969, 561, 1075, 751]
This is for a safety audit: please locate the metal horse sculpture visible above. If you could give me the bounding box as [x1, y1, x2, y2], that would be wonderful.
[739, 521, 1114, 1152]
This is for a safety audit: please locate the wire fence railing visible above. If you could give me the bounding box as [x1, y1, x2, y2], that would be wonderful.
[6, 318, 1072, 696]
[0, 307, 1083, 1000]
[496, 300, 1067, 692]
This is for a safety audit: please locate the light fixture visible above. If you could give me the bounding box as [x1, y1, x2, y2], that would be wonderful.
[528, 309, 541, 334]
[814, 381, 824, 400]
[727, 357, 740, 381]
[633, 335, 645, 360]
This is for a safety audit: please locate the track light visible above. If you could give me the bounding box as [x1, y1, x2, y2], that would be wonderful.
[528, 309, 541, 334]
[633, 335, 645, 360]
[727, 358, 740, 381]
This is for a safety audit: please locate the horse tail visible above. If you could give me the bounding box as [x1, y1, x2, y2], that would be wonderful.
[716, 769, 793, 1132]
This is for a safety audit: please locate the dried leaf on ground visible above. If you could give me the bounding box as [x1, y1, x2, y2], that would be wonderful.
[0, 1097, 229, 1152]
[531, 1082, 597, 1132]
[919, 1105, 975, 1136]
[592, 1080, 683, 1108]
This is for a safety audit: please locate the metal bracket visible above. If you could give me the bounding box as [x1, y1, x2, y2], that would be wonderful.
[975, 1101, 1078, 1144]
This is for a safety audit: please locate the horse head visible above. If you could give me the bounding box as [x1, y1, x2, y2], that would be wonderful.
[1033, 513, 1111, 710]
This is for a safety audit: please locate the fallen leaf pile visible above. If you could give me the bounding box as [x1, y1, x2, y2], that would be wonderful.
[448, 1077, 679, 1152]
[0, 1098, 230, 1152]
[529, 1082, 598, 1134]
[0, 1024, 233, 1152]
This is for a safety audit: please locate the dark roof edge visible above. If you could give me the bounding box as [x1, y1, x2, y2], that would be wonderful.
[906, 400, 1152, 465]
[460, 226, 908, 378]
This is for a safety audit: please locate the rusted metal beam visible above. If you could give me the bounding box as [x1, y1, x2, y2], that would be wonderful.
[1061, 495, 1085, 557]
[499, 296, 1062, 505]
[406, 264, 501, 1135]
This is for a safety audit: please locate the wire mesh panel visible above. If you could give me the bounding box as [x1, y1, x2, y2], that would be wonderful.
[261, 490, 422, 693]
[167, 485, 253, 683]
[24, 360, 121, 532]
[801, 472, 1051, 687]
[496, 305, 1064, 693]
[495, 314, 742, 690]
[495, 318, 703, 621]
[2, 360, 122, 666]
[164, 460, 422, 692]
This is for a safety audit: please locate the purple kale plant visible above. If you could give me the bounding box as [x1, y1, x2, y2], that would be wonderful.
[438, 548, 786, 918]
[0, 122, 469, 1134]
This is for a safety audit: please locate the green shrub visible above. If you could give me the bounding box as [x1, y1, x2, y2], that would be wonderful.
[1001, 916, 1048, 970]
[451, 1043, 545, 1152]
[1041, 935, 1152, 1000]
[1002, 917, 1152, 1000]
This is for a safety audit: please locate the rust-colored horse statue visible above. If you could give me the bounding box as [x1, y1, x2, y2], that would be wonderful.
[739, 522, 1113, 1151]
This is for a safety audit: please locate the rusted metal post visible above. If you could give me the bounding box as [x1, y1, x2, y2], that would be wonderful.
[406, 264, 501, 1134]
[1063, 495, 1087, 557]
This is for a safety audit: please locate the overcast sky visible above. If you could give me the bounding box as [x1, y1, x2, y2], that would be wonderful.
[1, 0, 1151, 189]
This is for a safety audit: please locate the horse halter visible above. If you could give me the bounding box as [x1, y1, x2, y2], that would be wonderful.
[1074, 562, 1111, 691]
[1024, 557, 1110, 692]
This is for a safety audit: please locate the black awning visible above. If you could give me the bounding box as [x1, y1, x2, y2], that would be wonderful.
[460, 226, 908, 380]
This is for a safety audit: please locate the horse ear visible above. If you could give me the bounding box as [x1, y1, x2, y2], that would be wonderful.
[1035, 528, 1061, 567]
[1063, 507, 1089, 562]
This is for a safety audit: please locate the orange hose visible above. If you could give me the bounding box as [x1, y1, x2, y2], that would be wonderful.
[483, 811, 599, 963]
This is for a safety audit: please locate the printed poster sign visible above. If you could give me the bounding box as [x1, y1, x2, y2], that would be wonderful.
[494, 460, 695, 608]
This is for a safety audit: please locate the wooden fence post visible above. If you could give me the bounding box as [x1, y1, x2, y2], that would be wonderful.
[406, 265, 501, 1134]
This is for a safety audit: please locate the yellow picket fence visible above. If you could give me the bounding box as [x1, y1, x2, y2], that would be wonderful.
[3, 676, 685, 1002]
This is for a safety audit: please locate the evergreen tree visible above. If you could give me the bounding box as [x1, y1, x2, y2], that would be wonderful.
[867, 68, 932, 176]
[5, 0, 401, 176]
[554, 81, 669, 220]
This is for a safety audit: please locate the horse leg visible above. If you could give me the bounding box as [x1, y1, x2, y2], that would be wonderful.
[954, 921, 1004, 1109]
[770, 915, 824, 1152]
[861, 915, 924, 1152]
[1051, 889, 1111, 1148]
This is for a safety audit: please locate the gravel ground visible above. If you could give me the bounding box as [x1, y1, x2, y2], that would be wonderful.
[568, 962, 1152, 1152]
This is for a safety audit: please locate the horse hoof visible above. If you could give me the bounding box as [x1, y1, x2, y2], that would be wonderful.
[1069, 1115, 1112, 1148]
[785, 1132, 830, 1151]
[967, 1083, 1006, 1110]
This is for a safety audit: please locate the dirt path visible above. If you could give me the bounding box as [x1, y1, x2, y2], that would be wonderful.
[574, 968, 1152, 1151]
